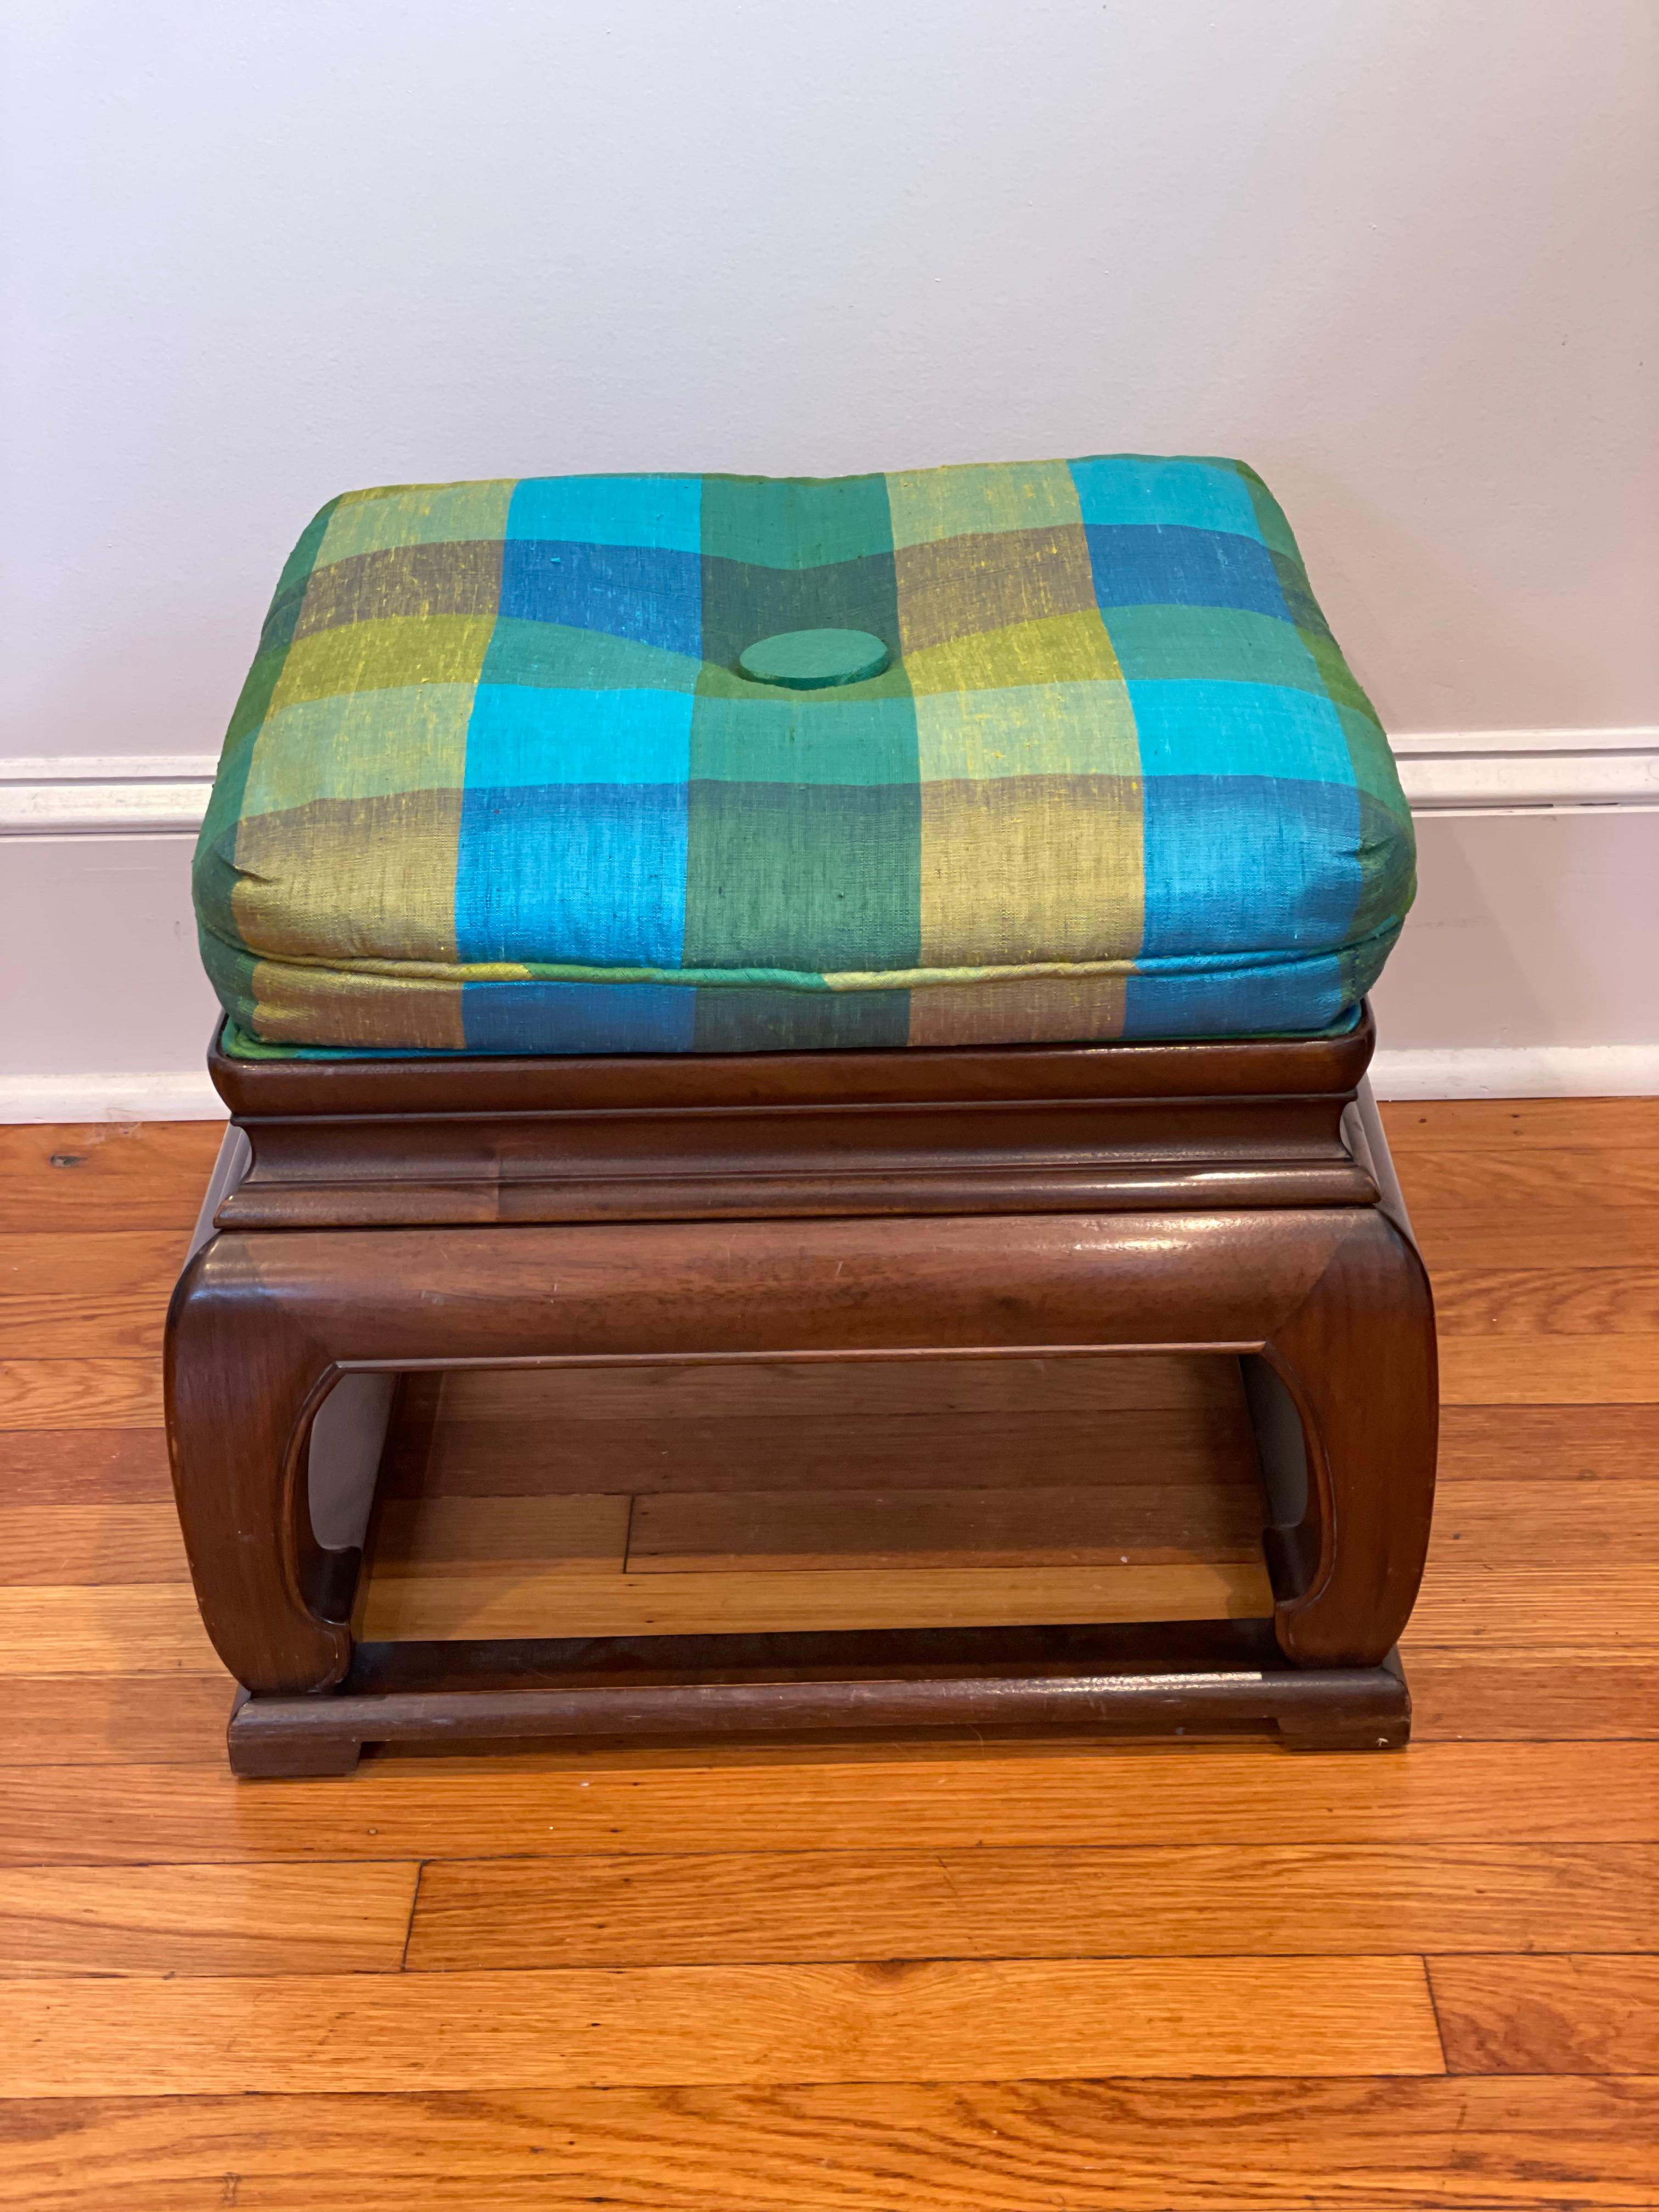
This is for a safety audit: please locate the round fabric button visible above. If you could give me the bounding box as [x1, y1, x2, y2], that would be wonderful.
[737, 628, 891, 690]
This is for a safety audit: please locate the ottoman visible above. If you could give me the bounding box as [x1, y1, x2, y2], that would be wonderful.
[166, 454, 1435, 1775]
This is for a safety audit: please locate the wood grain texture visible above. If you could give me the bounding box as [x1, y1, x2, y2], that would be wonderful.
[1438, 1336, 1659, 1404]
[4, 2078, 1654, 2212]
[1437, 1404, 1659, 1482]
[0, 1955, 1444, 2095]
[0, 1120, 221, 1233]
[0, 1506, 189, 1587]
[393, 1357, 1255, 1500]
[372, 1484, 1268, 1575]
[1407, 1480, 1659, 1649]
[0, 1231, 179, 1358]
[1393, 1149, 1659, 1215]
[402, 1403, 1254, 1496]
[170, 1193, 1430, 1678]
[1407, 1566, 1658, 1649]
[1432, 1266, 1659, 1335]
[370, 1495, 630, 1576]
[1425, 1480, 1659, 1564]
[1412, 1221, 1659, 1271]
[1381, 1096, 1659, 1152]
[1400, 1158, 1659, 1266]
[0, 1428, 174, 1505]
[0, 1676, 232, 1766]
[208, 1014, 1373, 1126]
[438, 1352, 1242, 1423]
[4, 1743, 1655, 1866]
[1404, 1652, 1659, 1741]
[1431, 1956, 1659, 2074]
[0, 1588, 222, 1677]
[358, 1459, 1653, 1675]
[625, 1482, 1265, 1570]
[216, 1111, 1378, 1234]
[357, 1559, 1273, 1640]
[0, 1863, 417, 1977]
[0, 1361, 162, 1431]
[405, 1842, 1659, 1970]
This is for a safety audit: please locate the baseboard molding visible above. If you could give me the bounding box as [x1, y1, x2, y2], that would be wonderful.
[0, 1071, 225, 1124]
[4, 1044, 1652, 1123]
[3, 729, 1657, 832]
[1369, 1044, 1659, 1100]
[0, 755, 219, 836]
[1387, 726, 1659, 811]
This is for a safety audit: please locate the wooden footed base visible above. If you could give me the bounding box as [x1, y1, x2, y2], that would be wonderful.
[171, 1020, 1437, 1778]
[226, 1626, 1411, 1776]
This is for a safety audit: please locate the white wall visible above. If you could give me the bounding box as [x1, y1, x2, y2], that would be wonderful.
[2, 0, 1656, 1109]
[5, 0, 1656, 755]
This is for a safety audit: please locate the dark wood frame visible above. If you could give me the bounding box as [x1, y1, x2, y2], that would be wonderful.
[164, 1005, 1437, 1775]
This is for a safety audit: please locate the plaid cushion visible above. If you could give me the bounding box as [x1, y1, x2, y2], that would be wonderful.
[196, 455, 1414, 1056]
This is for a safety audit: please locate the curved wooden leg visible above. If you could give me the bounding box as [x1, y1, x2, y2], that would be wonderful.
[170, 1206, 1434, 1767]
[1261, 1209, 1437, 1667]
[165, 1238, 351, 1699]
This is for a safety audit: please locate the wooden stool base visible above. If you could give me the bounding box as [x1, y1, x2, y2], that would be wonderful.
[227, 1627, 1410, 1776]
[167, 1011, 1438, 1774]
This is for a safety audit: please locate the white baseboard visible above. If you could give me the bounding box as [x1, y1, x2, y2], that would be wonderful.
[1386, 726, 1659, 811]
[0, 754, 220, 836]
[1370, 1045, 1659, 1100]
[0, 1071, 226, 1124]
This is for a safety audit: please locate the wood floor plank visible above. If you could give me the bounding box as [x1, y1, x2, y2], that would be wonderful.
[1437, 1405, 1659, 1482]
[370, 1495, 631, 1577]
[0, 1362, 162, 1431]
[398, 1355, 1256, 1498]
[0, 1506, 189, 1587]
[0, 1955, 1443, 2095]
[405, 1842, 1659, 1970]
[357, 1558, 1271, 1640]
[1381, 1096, 1659, 1152]
[0, 1864, 418, 1977]
[1403, 1652, 1659, 1741]
[365, 1471, 1644, 1644]
[1431, 1956, 1659, 2074]
[2, 2078, 1653, 2212]
[0, 1429, 174, 1505]
[4, 1742, 1655, 1866]
[1391, 1148, 1659, 1216]
[1432, 1267, 1659, 1336]
[1407, 1566, 1658, 1648]
[1408, 1481, 1659, 1651]
[0, 1231, 180, 1358]
[1438, 1337, 1659, 1405]
[1425, 1479, 1659, 1564]
[0, 1121, 221, 1234]
[625, 1482, 1265, 1571]
[0, 1588, 222, 1677]
[1413, 1218, 1659, 1271]
[406, 1403, 1254, 1495]
[0, 1677, 232, 1766]
[1407, 1193, 1659, 1274]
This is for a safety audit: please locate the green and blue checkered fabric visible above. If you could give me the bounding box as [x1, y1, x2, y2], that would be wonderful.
[195, 455, 1414, 1056]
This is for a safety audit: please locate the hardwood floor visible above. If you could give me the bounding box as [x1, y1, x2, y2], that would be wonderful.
[1, 1102, 1656, 2209]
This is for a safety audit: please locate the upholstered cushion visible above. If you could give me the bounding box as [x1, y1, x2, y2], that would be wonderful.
[195, 456, 1414, 1056]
